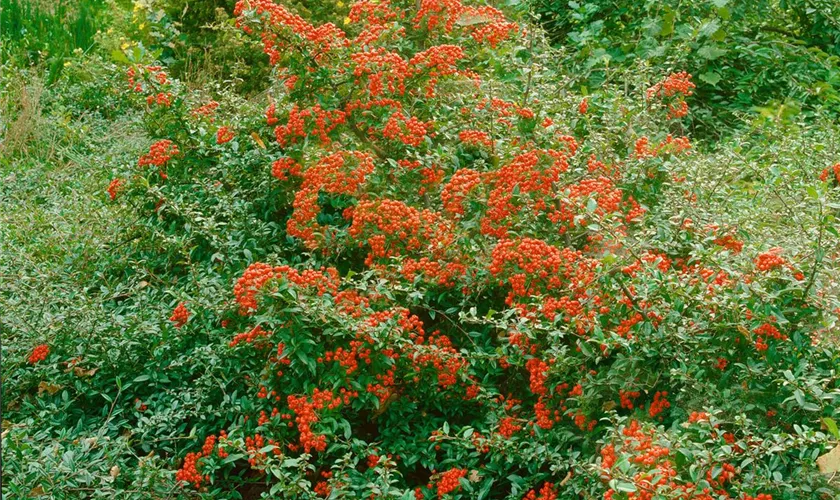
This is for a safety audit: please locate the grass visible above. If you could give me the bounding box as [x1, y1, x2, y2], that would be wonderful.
[0, 76, 189, 497]
[0, 76, 146, 396]
[0, 0, 107, 83]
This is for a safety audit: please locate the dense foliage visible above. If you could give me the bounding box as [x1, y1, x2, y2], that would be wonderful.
[532, 0, 840, 137]
[2, 0, 840, 499]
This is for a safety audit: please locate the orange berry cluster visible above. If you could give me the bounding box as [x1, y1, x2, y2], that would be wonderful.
[497, 416, 521, 438]
[169, 302, 190, 328]
[525, 358, 549, 396]
[688, 411, 710, 423]
[273, 105, 347, 147]
[753, 323, 787, 352]
[458, 129, 492, 147]
[522, 482, 558, 500]
[175, 452, 205, 488]
[28, 344, 49, 364]
[138, 139, 179, 168]
[287, 389, 343, 453]
[714, 234, 744, 254]
[754, 248, 787, 272]
[646, 71, 695, 99]
[233, 263, 340, 314]
[287, 151, 375, 248]
[413, 0, 518, 50]
[271, 157, 302, 181]
[229, 325, 270, 348]
[441, 168, 482, 215]
[107, 178, 123, 201]
[434, 468, 467, 498]
[382, 112, 430, 147]
[216, 126, 234, 144]
[648, 391, 670, 418]
[819, 162, 840, 183]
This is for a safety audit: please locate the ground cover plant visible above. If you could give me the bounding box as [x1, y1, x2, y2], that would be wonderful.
[2, 0, 840, 499]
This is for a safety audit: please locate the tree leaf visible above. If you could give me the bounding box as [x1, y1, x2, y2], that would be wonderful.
[660, 10, 676, 37]
[821, 417, 839, 439]
[699, 72, 721, 85]
[698, 46, 727, 60]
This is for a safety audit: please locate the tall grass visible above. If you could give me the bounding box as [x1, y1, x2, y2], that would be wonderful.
[0, 0, 105, 80]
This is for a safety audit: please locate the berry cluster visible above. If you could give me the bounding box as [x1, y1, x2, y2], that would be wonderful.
[138, 139, 179, 170]
[169, 302, 190, 328]
[28, 344, 49, 364]
[107, 178, 123, 201]
[216, 126, 234, 144]
[753, 323, 788, 352]
[434, 468, 467, 498]
[754, 248, 787, 271]
[820, 162, 840, 183]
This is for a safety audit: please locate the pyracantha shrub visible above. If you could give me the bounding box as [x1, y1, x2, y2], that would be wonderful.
[107, 0, 840, 498]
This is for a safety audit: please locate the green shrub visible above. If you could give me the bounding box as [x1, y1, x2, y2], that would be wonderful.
[3, 0, 840, 498]
[531, 0, 840, 138]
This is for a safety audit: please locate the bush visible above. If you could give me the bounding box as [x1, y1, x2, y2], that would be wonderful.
[531, 0, 840, 138]
[4, 0, 840, 498]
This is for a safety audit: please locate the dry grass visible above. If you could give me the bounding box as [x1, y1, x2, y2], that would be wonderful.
[0, 76, 44, 157]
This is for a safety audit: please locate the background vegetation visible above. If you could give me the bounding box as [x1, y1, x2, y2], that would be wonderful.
[2, 0, 840, 499]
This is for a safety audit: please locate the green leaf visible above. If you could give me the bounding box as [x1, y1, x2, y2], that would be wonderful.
[110, 50, 130, 64]
[699, 72, 721, 86]
[613, 480, 637, 493]
[822, 418, 840, 439]
[698, 46, 727, 60]
[698, 19, 721, 39]
[579, 340, 593, 357]
[477, 478, 495, 500]
[222, 453, 246, 464]
[802, 402, 821, 412]
[660, 10, 676, 37]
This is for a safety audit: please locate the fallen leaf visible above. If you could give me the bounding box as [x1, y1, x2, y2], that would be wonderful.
[371, 392, 399, 418]
[110, 465, 120, 478]
[251, 132, 266, 149]
[37, 381, 61, 396]
[817, 443, 840, 475]
[559, 470, 573, 486]
[73, 366, 98, 377]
